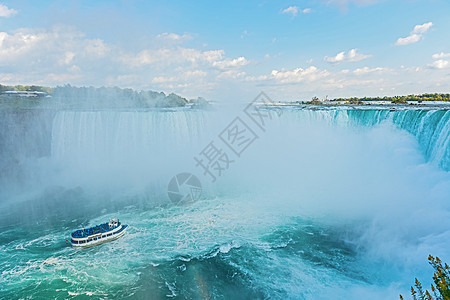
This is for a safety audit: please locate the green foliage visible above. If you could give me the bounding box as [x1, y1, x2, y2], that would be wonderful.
[0, 84, 11, 93]
[401, 255, 450, 300]
[331, 93, 450, 104]
[156, 92, 188, 107]
[0, 84, 53, 93]
[51, 85, 189, 108]
[347, 97, 363, 105]
[0, 84, 194, 108]
[392, 96, 408, 104]
[190, 97, 210, 108]
[305, 96, 323, 105]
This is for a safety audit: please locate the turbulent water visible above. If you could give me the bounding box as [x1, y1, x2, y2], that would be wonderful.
[0, 107, 449, 299]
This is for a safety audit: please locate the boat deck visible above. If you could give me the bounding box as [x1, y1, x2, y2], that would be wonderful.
[71, 222, 121, 238]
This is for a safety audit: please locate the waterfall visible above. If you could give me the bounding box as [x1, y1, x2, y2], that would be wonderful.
[344, 110, 450, 171]
[51, 110, 208, 163]
[1, 107, 448, 196]
[272, 109, 450, 171]
[48, 109, 214, 190]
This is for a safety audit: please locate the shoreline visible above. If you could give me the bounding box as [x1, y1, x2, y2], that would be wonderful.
[262, 100, 450, 110]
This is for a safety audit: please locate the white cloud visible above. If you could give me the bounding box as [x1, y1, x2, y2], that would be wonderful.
[0, 25, 257, 98]
[122, 48, 225, 67]
[253, 65, 389, 87]
[0, 3, 17, 17]
[281, 6, 311, 16]
[281, 6, 299, 16]
[241, 63, 406, 100]
[59, 52, 75, 65]
[217, 70, 246, 79]
[150, 68, 217, 92]
[326, 51, 345, 63]
[47, 72, 82, 83]
[395, 34, 421, 46]
[181, 48, 224, 64]
[412, 22, 433, 34]
[0, 26, 111, 62]
[395, 22, 433, 46]
[0, 26, 118, 87]
[324, 49, 371, 63]
[432, 52, 450, 60]
[429, 60, 449, 69]
[123, 46, 248, 82]
[212, 56, 248, 69]
[353, 67, 385, 75]
[270, 66, 329, 83]
[0, 30, 37, 59]
[156, 32, 192, 42]
[152, 70, 207, 84]
[3, 24, 448, 101]
[244, 74, 268, 82]
[84, 39, 109, 56]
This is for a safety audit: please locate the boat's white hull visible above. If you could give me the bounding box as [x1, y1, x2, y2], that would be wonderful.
[71, 225, 127, 248]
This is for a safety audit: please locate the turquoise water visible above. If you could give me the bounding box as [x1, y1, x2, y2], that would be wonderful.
[345, 109, 450, 170]
[1, 195, 392, 299]
[1, 108, 449, 299]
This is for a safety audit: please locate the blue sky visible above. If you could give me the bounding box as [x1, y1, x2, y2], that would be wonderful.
[0, 0, 449, 102]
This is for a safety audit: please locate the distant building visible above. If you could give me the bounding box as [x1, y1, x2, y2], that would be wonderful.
[1, 91, 49, 97]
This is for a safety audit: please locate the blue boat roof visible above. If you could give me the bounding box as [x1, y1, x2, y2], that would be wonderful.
[71, 222, 121, 238]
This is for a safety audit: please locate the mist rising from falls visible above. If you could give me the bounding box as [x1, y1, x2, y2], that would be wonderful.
[50, 110, 210, 190]
[50, 109, 450, 178]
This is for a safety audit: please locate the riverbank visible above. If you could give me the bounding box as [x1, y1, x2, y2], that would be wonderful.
[264, 100, 450, 111]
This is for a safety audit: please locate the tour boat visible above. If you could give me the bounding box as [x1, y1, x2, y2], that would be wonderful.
[70, 219, 128, 248]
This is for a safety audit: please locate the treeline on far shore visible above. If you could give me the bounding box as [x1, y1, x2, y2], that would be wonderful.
[0, 84, 53, 94]
[277, 93, 450, 105]
[0, 84, 209, 108]
[331, 93, 450, 104]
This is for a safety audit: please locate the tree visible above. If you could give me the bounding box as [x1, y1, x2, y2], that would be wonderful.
[305, 96, 322, 105]
[401, 255, 450, 300]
